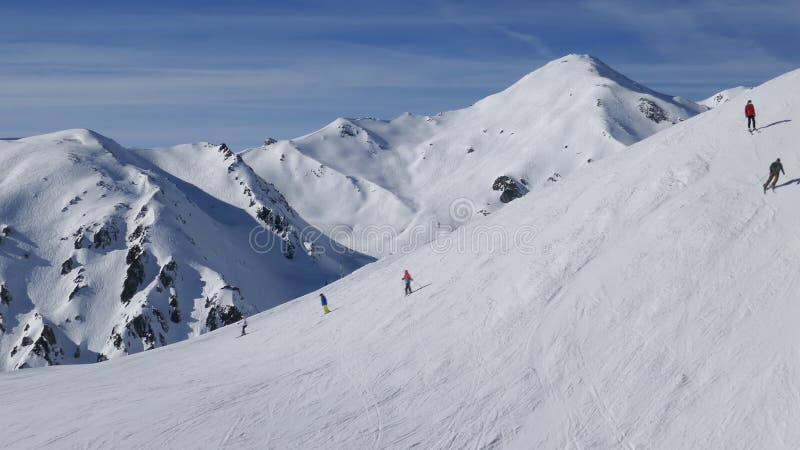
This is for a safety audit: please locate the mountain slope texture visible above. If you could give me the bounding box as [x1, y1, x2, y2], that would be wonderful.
[243, 55, 704, 257]
[0, 132, 368, 370]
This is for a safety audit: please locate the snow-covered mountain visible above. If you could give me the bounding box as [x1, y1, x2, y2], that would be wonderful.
[700, 86, 751, 108]
[0, 130, 370, 370]
[0, 55, 703, 372]
[243, 54, 705, 257]
[3, 66, 798, 448]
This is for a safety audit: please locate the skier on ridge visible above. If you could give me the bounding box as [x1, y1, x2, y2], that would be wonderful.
[745, 100, 757, 132]
[240, 315, 247, 336]
[319, 293, 330, 314]
[763, 158, 785, 193]
[402, 270, 413, 296]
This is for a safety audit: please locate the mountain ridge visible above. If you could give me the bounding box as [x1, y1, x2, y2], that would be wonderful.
[242, 54, 705, 257]
[0, 129, 369, 370]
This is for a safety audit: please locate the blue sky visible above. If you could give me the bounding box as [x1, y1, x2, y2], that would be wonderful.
[1, 0, 798, 149]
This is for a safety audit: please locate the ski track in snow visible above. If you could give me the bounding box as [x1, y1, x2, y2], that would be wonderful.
[334, 324, 384, 449]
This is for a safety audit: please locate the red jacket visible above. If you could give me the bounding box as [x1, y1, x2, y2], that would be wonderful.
[745, 103, 755, 117]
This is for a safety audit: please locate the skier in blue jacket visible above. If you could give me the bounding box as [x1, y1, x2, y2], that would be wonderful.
[319, 293, 330, 314]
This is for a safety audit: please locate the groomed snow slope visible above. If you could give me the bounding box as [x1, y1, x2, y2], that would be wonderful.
[2, 69, 799, 448]
[243, 54, 704, 257]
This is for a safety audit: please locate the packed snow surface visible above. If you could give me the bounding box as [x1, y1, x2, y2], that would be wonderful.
[2, 64, 798, 448]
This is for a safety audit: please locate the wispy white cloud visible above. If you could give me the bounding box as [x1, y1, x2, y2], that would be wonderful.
[578, 0, 797, 61]
[493, 26, 554, 58]
[0, 39, 535, 113]
[1, 0, 797, 148]
[434, 1, 556, 62]
[571, 0, 799, 98]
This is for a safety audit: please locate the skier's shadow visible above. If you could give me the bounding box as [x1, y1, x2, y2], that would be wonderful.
[412, 283, 432, 293]
[758, 119, 792, 130]
[775, 178, 800, 189]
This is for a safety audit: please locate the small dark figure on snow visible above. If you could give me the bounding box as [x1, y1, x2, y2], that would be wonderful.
[402, 270, 413, 296]
[763, 158, 785, 193]
[240, 315, 247, 336]
[319, 293, 330, 314]
[745, 100, 757, 132]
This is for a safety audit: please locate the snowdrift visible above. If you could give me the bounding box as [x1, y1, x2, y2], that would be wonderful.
[2, 65, 798, 448]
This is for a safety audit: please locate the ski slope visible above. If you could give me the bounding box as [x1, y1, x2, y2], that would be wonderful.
[243, 55, 704, 257]
[2, 67, 798, 448]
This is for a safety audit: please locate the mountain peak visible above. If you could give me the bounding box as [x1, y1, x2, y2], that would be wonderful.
[555, 53, 604, 64]
[533, 54, 615, 74]
[508, 53, 639, 93]
[20, 128, 122, 151]
[470, 54, 702, 126]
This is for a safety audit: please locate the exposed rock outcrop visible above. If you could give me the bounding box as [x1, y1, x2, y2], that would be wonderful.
[492, 176, 526, 204]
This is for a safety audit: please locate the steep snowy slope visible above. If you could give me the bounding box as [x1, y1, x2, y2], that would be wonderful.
[0, 131, 368, 371]
[3, 67, 798, 448]
[243, 54, 705, 256]
[700, 86, 751, 108]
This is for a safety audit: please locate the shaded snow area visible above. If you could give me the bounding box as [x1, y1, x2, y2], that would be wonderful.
[1, 60, 798, 448]
[243, 54, 705, 257]
[0, 131, 370, 371]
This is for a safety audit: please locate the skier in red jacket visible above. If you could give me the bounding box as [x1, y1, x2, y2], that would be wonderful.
[745, 100, 756, 132]
[402, 270, 413, 296]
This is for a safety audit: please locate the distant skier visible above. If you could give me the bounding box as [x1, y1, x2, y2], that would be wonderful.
[745, 100, 757, 132]
[240, 315, 247, 336]
[763, 158, 785, 193]
[402, 270, 413, 296]
[319, 293, 330, 314]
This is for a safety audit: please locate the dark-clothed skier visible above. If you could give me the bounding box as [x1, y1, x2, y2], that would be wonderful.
[745, 100, 757, 132]
[240, 315, 247, 336]
[763, 158, 785, 193]
[402, 270, 413, 296]
[319, 293, 330, 314]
